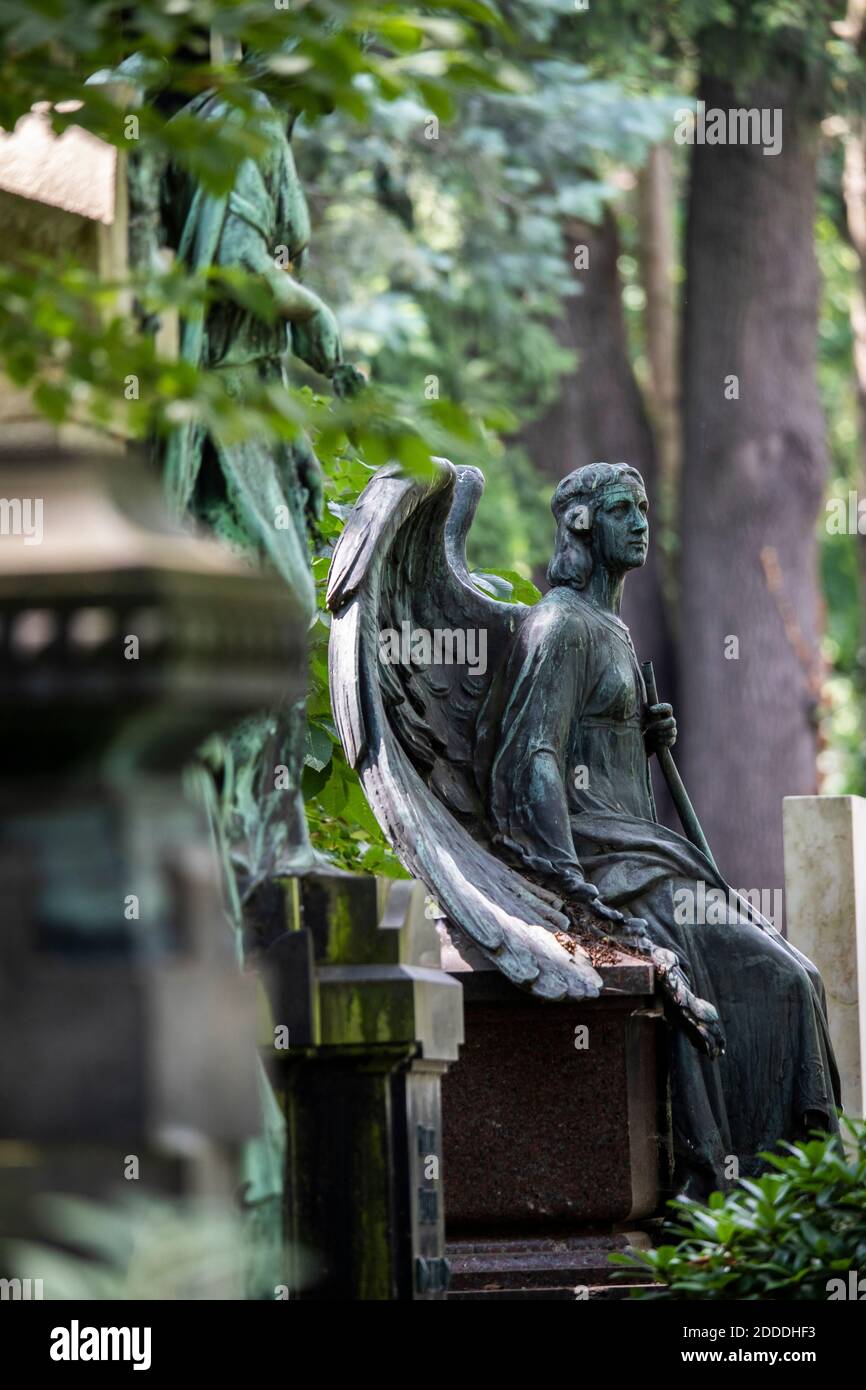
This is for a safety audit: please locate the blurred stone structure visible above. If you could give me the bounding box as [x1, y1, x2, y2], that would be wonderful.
[253, 870, 463, 1300]
[0, 105, 135, 453]
[0, 442, 305, 1294]
[0, 98, 466, 1301]
[0, 90, 310, 1296]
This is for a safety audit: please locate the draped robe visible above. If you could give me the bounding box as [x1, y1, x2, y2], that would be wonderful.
[162, 88, 315, 617]
[479, 585, 841, 1194]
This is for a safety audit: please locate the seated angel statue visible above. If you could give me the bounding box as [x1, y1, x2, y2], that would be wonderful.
[327, 458, 840, 1196]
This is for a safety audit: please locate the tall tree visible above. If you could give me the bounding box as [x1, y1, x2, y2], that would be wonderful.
[840, 0, 866, 681]
[679, 70, 827, 893]
[518, 212, 674, 724]
[638, 143, 681, 497]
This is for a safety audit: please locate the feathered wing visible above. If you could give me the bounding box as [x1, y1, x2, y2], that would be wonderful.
[327, 459, 602, 1000]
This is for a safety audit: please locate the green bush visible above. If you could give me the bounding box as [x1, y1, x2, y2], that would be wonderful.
[614, 1121, 866, 1300]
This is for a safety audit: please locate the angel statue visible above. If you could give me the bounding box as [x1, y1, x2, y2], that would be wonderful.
[327, 459, 841, 1196]
[131, 38, 364, 1294]
[89, 41, 364, 898]
[156, 43, 364, 906]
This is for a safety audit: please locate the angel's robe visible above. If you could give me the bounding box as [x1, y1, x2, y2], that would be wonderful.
[478, 585, 840, 1195]
[158, 93, 317, 1264]
[161, 88, 315, 618]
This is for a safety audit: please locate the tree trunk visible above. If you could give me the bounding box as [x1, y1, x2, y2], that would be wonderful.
[519, 211, 673, 702]
[679, 74, 826, 896]
[842, 112, 866, 664]
[638, 144, 681, 496]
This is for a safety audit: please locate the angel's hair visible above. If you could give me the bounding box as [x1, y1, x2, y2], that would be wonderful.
[547, 462, 645, 589]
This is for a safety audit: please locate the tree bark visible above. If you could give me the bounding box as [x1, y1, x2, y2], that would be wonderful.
[638, 144, 681, 495]
[679, 74, 826, 896]
[841, 90, 866, 667]
[519, 211, 673, 704]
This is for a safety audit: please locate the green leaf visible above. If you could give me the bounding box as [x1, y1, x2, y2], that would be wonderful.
[470, 568, 541, 605]
[304, 723, 334, 774]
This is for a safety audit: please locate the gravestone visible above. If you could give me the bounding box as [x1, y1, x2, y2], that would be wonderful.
[254, 870, 464, 1300]
[784, 794, 866, 1119]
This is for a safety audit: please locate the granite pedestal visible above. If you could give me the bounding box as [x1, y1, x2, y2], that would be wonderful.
[440, 931, 669, 1298]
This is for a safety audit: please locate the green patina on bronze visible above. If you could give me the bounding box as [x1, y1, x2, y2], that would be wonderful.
[113, 48, 368, 1295]
[155, 51, 363, 902]
[329, 458, 843, 1198]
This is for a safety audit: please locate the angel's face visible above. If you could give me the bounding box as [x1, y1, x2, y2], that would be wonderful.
[591, 484, 649, 573]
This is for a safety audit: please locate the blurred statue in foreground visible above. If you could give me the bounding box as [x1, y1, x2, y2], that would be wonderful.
[159, 51, 363, 906]
[150, 46, 365, 1291]
[327, 459, 840, 1194]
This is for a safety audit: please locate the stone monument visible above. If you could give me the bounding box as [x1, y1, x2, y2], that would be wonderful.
[258, 871, 463, 1299]
[154, 43, 364, 901]
[784, 794, 866, 1119]
[0, 442, 298, 1297]
[328, 458, 842, 1292]
[0, 89, 304, 1296]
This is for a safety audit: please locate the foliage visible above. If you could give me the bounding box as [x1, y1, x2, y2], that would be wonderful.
[2, 1191, 297, 1299]
[814, 163, 866, 795]
[614, 1121, 866, 1300]
[297, 25, 687, 573]
[552, 0, 860, 107]
[303, 442, 404, 872]
[0, 2, 574, 871]
[0, 257, 484, 472]
[6, 0, 866, 851]
[0, 1, 511, 144]
[0, 2, 517, 472]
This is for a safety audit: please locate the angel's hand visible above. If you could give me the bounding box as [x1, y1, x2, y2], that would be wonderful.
[294, 437, 324, 526]
[292, 303, 342, 378]
[332, 363, 366, 399]
[560, 869, 645, 930]
[559, 868, 601, 907]
[644, 701, 677, 752]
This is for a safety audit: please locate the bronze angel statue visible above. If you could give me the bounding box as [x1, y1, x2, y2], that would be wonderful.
[327, 459, 840, 1195]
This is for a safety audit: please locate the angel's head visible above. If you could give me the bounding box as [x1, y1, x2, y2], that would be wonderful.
[547, 462, 648, 589]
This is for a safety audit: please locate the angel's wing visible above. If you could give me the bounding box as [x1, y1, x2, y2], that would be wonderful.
[327, 459, 601, 1001]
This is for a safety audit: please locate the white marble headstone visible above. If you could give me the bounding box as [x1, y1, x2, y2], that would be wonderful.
[784, 794, 866, 1119]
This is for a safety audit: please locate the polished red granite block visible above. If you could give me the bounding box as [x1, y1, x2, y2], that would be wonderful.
[442, 955, 667, 1234]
